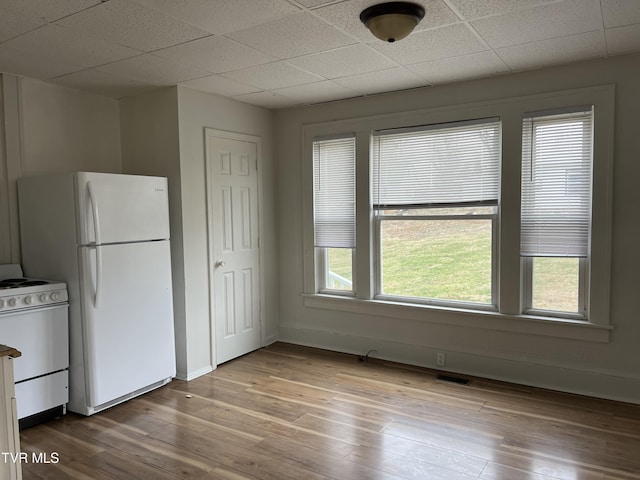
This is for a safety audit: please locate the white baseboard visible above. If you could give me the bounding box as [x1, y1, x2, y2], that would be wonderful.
[175, 364, 213, 382]
[279, 324, 640, 405]
[176, 335, 278, 381]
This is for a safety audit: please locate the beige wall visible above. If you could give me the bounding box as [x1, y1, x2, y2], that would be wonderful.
[120, 86, 279, 380]
[0, 75, 121, 263]
[176, 86, 279, 376]
[275, 53, 640, 403]
[19, 79, 121, 176]
[119, 88, 188, 379]
[4, 50, 639, 402]
[7, 79, 280, 382]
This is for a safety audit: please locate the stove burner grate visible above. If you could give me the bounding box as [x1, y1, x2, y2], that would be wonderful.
[0, 278, 51, 289]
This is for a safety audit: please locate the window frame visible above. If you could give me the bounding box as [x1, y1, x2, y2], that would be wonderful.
[374, 206, 499, 310]
[317, 246, 356, 296]
[522, 256, 589, 319]
[520, 107, 594, 320]
[370, 117, 501, 308]
[311, 134, 356, 297]
[300, 85, 614, 343]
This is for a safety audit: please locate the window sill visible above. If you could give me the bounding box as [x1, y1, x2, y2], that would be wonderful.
[301, 293, 611, 343]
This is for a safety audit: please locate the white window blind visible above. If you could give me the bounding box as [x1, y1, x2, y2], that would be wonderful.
[373, 118, 501, 209]
[521, 108, 593, 257]
[313, 135, 355, 248]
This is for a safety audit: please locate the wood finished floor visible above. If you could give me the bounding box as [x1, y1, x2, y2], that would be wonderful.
[19, 342, 640, 480]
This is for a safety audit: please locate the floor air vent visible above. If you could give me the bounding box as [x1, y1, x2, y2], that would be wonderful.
[436, 374, 471, 386]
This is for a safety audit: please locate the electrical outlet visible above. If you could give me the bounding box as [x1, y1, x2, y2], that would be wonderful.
[436, 352, 446, 367]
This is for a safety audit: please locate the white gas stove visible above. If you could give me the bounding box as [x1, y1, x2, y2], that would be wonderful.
[0, 264, 69, 426]
[0, 270, 68, 313]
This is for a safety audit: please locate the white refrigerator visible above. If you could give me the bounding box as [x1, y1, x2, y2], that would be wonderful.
[18, 172, 176, 416]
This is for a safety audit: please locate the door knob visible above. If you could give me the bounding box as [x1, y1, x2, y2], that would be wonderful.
[215, 260, 226, 268]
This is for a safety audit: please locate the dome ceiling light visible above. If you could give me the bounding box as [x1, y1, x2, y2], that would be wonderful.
[360, 2, 426, 43]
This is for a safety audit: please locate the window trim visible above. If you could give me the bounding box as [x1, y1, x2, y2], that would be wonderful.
[301, 85, 614, 341]
[301, 293, 612, 343]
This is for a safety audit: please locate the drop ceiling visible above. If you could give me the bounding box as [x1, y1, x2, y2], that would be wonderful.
[1, 0, 639, 109]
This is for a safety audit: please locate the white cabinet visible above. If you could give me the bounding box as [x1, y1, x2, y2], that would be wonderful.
[0, 346, 22, 480]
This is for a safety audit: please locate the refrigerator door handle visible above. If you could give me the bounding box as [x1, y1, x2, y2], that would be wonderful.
[87, 181, 102, 246]
[95, 245, 102, 308]
[87, 181, 102, 307]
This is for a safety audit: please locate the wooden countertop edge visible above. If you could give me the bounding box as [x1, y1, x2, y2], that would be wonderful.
[0, 344, 22, 358]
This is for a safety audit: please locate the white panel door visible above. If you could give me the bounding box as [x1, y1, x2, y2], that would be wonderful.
[79, 240, 175, 407]
[207, 133, 261, 365]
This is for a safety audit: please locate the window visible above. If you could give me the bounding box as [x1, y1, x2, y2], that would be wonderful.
[303, 85, 613, 338]
[312, 135, 355, 293]
[373, 119, 500, 306]
[521, 108, 593, 318]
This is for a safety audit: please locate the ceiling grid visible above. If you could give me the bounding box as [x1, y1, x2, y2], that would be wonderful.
[0, 0, 637, 108]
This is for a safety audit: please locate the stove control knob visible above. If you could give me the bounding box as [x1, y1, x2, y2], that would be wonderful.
[24, 295, 33, 305]
[39, 293, 48, 302]
[7, 298, 17, 307]
[0, 299, 4, 308]
[50, 291, 60, 301]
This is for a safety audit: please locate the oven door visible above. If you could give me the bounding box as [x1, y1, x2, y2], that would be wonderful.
[0, 304, 69, 382]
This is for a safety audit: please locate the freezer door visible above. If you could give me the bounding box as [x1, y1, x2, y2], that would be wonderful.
[79, 240, 176, 408]
[76, 172, 170, 245]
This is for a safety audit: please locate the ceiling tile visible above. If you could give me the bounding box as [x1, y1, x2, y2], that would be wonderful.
[153, 36, 277, 74]
[2, 25, 141, 68]
[180, 74, 261, 96]
[332, 67, 427, 95]
[605, 24, 640, 55]
[497, 31, 605, 70]
[287, 44, 397, 79]
[601, 0, 640, 28]
[1, 0, 101, 22]
[273, 80, 359, 103]
[0, 44, 83, 79]
[0, 0, 639, 106]
[447, 0, 555, 20]
[227, 12, 356, 59]
[56, 0, 210, 52]
[221, 61, 324, 90]
[233, 91, 299, 109]
[471, 0, 602, 49]
[408, 51, 508, 83]
[314, 0, 460, 43]
[97, 53, 212, 85]
[371, 24, 487, 65]
[132, 0, 300, 35]
[0, 7, 45, 43]
[50, 68, 158, 98]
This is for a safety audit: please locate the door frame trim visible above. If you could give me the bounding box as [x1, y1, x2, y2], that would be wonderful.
[204, 128, 265, 368]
